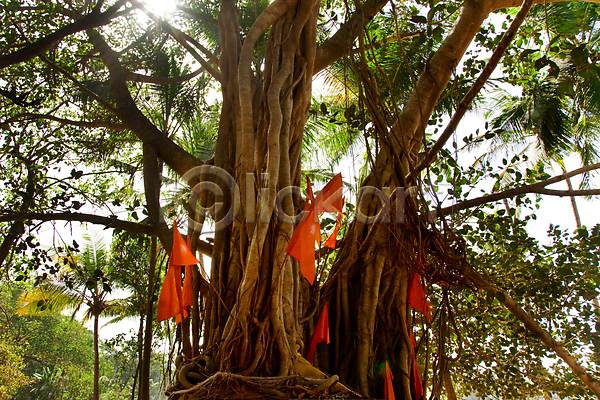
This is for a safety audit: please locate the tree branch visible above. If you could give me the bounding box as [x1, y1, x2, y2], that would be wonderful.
[0, 212, 156, 234]
[440, 163, 600, 216]
[313, 0, 390, 75]
[0, 0, 128, 70]
[40, 55, 119, 114]
[464, 267, 600, 398]
[125, 68, 204, 85]
[0, 211, 214, 256]
[1, 113, 126, 130]
[130, 0, 222, 82]
[408, 0, 534, 181]
[86, 30, 202, 177]
[494, 0, 600, 9]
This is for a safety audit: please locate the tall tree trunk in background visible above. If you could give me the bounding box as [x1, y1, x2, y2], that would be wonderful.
[139, 237, 158, 400]
[131, 314, 145, 400]
[93, 313, 100, 400]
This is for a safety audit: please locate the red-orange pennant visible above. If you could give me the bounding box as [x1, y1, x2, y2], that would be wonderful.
[307, 304, 330, 364]
[171, 221, 200, 266]
[382, 361, 395, 400]
[286, 175, 343, 284]
[313, 173, 343, 215]
[157, 258, 183, 323]
[157, 222, 200, 323]
[286, 206, 319, 284]
[408, 273, 433, 321]
[410, 332, 423, 400]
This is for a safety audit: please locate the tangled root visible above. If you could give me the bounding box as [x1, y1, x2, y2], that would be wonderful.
[166, 372, 363, 399]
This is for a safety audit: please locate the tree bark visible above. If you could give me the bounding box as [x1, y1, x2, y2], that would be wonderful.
[139, 236, 158, 400]
[93, 314, 100, 400]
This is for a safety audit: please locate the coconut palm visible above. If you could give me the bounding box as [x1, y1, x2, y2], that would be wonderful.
[16, 234, 124, 400]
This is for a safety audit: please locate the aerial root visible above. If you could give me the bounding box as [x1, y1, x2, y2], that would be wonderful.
[166, 372, 362, 399]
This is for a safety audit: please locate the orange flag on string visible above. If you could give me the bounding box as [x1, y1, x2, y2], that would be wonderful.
[286, 206, 319, 284]
[286, 174, 343, 283]
[410, 333, 423, 400]
[307, 304, 330, 364]
[408, 273, 433, 321]
[157, 222, 199, 323]
[171, 221, 200, 266]
[313, 173, 343, 215]
[157, 257, 183, 323]
[382, 361, 395, 400]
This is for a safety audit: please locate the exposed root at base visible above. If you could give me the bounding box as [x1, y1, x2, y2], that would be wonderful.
[166, 372, 364, 399]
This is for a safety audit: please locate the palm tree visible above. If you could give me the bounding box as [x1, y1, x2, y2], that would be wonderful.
[16, 234, 123, 400]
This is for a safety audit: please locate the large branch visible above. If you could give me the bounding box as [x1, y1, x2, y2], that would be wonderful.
[313, 0, 389, 75]
[494, 0, 600, 8]
[130, 0, 222, 82]
[1, 113, 126, 130]
[0, 0, 127, 70]
[440, 163, 600, 216]
[125, 68, 204, 85]
[464, 267, 600, 398]
[87, 31, 202, 177]
[408, 0, 534, 181]
[0, 211, 213, 256]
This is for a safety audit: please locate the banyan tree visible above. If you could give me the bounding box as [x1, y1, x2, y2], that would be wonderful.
[2, 0, 600, 398]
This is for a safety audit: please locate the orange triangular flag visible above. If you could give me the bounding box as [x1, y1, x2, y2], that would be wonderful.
[286, 206, 320, 284]
[410, 332, 423, 400]
[382, 361, 395, 400]
[171, 221, 200, 266]
[313, 173, 343, 215]
[307, 304, 330, 364]
[157, 258, 183, 323]
[408, 273, 433, 321]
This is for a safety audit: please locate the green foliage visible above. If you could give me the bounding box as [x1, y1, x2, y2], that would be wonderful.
[0, 283, 94, 400]
[0, 333, 29, 400]
[450, 216, 600, 398]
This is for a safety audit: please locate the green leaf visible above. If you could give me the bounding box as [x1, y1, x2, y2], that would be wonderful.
[571, 44, 589, 67]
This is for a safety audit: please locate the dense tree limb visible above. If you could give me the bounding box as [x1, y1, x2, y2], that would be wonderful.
[87, 31, 202, 177]
[440, 163, 600, 216]
[409, 0, 534, 181]
[0, 113, 126, 130]
[125, 68, 204, 85]
[465, 268, 600, 398]
[0, 0, 128, 70]
[130, 0, 222, 82]
[313, 0, 389, 74]
[0, 163, 36, 274]
[0, 211, 214, 256]
[494, 0, 600, 9]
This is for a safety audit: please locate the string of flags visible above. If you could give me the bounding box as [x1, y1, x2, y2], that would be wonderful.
[285, 174, 344, 284]
[157, 221, 199, 324]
